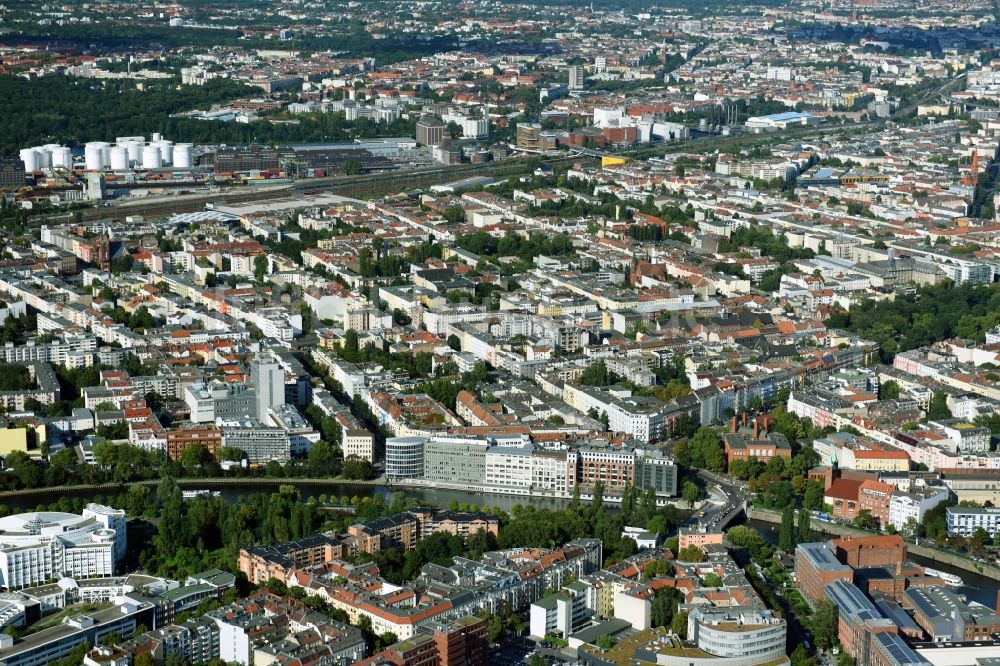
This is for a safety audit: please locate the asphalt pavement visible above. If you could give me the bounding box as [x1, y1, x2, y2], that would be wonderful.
[680, 470, 749, 531]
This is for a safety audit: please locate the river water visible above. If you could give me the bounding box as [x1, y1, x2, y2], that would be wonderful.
[747, 518, 999, 608]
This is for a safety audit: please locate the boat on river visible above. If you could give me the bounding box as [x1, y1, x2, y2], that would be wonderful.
[923, 567, 963, 586]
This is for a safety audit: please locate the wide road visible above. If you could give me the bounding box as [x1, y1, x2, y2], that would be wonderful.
[681, 469, 748, 531]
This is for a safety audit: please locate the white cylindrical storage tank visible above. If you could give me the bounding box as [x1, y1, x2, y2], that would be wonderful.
[152, 132, 162, 142]
[19, 149, 38, 172]
[173, 144, 193, 169]
[41, 144, 61, 168]
[125, 140, 143, 164]
[34, 147, 51, 169]
[155, 140, 174, 165]
[142, 145, 162, 169]
[85, 142, 108, 170]
[109, 146, 129, 171]
[52, 147, 73, 169]
[84, 145, 100, 170]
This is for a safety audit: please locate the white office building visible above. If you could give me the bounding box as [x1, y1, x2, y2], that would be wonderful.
[252, 356, 286, 419]
[385, 437, 426, 481]
[0, 505, 126, 589]
[220, 421, 291, 463]
[946, 506, 1000, 538]
[484, 443, 534, 491]
[687, 608, 786, 661]
[529, 587, 590, 640]
[531, 452, 570, 494]
[0, 598, 152, 666]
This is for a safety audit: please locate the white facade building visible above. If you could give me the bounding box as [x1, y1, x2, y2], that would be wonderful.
[887, 489, 950, 531]
[484, 444, 534, 491]
[252, 356, 286, 419]
[946, 506, 1000, 537]
[687, 608, 786, 661]
[385, 437, 426, 481]
[336, 412, 375, 462]
[531, 452, 570, 493]
[220, 422, 291, 463]
[613, 589, 651, 630]
[528, 591, 588, 639]
[0, 505, 126, 589]
[936, 421, 991, 453]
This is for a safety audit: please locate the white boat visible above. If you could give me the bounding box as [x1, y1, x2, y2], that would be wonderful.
[923, 567, 963, 586]
[182, 490, 221, 500]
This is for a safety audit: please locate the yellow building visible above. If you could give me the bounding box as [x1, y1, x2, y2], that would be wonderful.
[580, 576, 615, 619]
[849, 450, 911, 473]
[0, 427, 31, 456]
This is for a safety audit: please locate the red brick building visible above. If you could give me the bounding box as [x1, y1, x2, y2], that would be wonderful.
[570, 447, 636, 491]
[824, 477, 865, 520]
[238, 534, 342, 585]
[809, 466, 875, 490]
[834, 535, 906, 569]
[435, 616, 489, 666]
[166, 423, 223, 461]
[722, 419, 792, 465]
[359, 616, 488, 666]
[795, 542, 853, 602]
[825, 579, 899, 662]
[857, 479, 895, 527]
[602, 126, 638, 145]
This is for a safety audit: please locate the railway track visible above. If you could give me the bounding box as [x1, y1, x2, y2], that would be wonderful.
[67, 154, 585, 222]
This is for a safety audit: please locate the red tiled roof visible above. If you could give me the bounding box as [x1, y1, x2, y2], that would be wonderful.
[824, 477, 864, 501]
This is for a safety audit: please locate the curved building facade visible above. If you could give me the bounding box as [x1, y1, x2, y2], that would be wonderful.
[687, 608, 786, 663]
[0, 504, 126, 589]
[385, 437, 426, 481]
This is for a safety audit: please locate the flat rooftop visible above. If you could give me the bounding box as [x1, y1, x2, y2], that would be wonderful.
[212, 193, 364, 216]
[797, 542, 852, 573]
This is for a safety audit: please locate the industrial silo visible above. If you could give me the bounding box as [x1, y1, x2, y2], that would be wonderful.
[109, 146, 130, 171]
[173, 144, 193, 169]
[42, 144, 62, 166]
[85, 142, 109, 170]
[52, 146, 73, 169]
[142, 145, 163, 169]
[18, 148, 39, 172]
[155, 140, 174, 165]
[34, 147, 52, 169]
[125, 141, 143, 164]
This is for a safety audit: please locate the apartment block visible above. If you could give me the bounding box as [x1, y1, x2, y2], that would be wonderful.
[946, 506, 1000, 538]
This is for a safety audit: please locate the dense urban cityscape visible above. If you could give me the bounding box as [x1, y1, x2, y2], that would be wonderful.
[0, 0, 999, 665]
